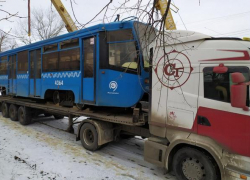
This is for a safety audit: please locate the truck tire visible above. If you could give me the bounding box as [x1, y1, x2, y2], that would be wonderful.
[1, 102, 9, 118]
[9, 104, 18, 121]
[18, 106, 32, 125]
[53, 115, 64, 119]
[173, 147, 219, 180]
[80, 123, 99, 151]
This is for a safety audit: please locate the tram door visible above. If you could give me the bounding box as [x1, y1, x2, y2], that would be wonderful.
[29, 49, 41, 97]
[82, 37, 95, 103]
[8, 55, 17, 94]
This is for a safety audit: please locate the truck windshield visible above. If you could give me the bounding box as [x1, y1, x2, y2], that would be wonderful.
[134, 22, 156, 72]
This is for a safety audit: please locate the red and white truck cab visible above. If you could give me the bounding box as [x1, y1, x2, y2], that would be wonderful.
[145, 30, 250, 180]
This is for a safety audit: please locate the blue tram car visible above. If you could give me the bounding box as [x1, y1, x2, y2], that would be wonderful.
[0, 20, 155, 108]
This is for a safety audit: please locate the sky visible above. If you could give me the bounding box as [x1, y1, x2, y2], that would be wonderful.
[0, 0, 250, 38]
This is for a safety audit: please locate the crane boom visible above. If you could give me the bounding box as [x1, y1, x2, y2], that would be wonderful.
[155, 0, 176, 30]
[51, 0, 78, 32]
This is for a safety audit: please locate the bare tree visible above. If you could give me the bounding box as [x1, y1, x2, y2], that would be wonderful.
[15, 8, 66, 45]
[0, 30, 17, 52]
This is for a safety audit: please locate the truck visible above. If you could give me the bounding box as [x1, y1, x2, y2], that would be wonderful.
[1, 22, 250, 180]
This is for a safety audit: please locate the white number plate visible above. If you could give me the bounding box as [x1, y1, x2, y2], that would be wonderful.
[55, 80, 63, 86]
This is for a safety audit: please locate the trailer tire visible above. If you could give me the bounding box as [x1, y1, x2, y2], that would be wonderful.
[173, 147, 218, 180]
[9, 104, 18, 121]
[18, 106, 32, 125]
[53, 115, 64, 119]
[44, 113, 52, 117]
[1, 102, 9, 118]
[80, 123, 99, 151]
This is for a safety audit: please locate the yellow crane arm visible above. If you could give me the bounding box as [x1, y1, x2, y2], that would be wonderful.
[155, 0, 176, 30]
[51, 0, 78, 32]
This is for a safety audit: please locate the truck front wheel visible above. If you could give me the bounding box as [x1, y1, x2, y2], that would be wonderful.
[80, 123, 99, 151]
[173, 147, 219, 180]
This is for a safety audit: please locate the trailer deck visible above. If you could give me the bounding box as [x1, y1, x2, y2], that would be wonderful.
[0, 96, 146, 126]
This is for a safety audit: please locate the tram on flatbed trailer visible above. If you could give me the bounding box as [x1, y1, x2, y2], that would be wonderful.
[0, 20, 155, 108]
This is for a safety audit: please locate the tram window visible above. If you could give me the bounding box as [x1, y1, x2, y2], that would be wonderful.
[61, 39, 79, 49]
[84, 38, 94, 77]
[134, 22, 156, 72]
[36, 50, 41, 78]
[9, 55, 16, 79]
[43, 52, 58, 72]
[0, 61, 8, 75]
[30, 51, 35, 78]
[59, 48, 80, 71]
[0, 56, 7, 61]
[109, 41, 138, 70]
[17, 51, 28, 74]
[107, 29, 133, 42]
[44, 43, 58, 52]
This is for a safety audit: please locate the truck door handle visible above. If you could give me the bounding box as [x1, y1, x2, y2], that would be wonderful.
[198, 116, 211, 126]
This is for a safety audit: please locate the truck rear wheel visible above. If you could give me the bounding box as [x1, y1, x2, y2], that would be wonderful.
[80, 123, 99, 151]
[1, 102, 9, 118]
[173, 147, 219, 180]
[18, 106, 32, 125]
[9, 104, 18, 121]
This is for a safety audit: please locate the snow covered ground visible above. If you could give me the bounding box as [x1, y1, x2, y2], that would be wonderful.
[0, 114, 176, 180]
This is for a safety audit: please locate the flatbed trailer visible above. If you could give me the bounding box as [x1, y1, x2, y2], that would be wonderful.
[0, 96, 150, 150]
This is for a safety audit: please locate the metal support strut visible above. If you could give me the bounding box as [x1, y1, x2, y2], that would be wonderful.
[67, 114, 74, 133]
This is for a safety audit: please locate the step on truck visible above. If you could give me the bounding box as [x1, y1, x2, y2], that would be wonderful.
[1, 28, 250, 180]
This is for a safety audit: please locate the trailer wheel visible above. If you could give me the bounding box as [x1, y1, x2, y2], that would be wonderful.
[44, 113, 52, 117]
[1, 102, 9, 118]
[173, 147, 218, 180]
[18, 106, 32, 125]
[9, 104, 18, 121]
[80, 123, 99, 151]
[53, 115, 64, 119]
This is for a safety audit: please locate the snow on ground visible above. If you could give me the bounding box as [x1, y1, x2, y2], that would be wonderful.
[0, 114, 176, 180]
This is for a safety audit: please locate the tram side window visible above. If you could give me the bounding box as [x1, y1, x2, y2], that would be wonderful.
[43, 52, 58, 72]
[204, 66, 249, 105]
[44, 44, 58, 53]
[84, 38, 94, 77]
[17, 51, 28, 74]
[9, 55, 16, 79]
[36, 50, 41, 78]
[59, 48, 80, 71]
[0, 61, 8, 75]
[61, 39, 79, 49]
[1, 56, 7, 61]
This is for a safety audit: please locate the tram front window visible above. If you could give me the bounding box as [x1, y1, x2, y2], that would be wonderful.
[109, 41, 138, 70]
[134, 22, 156, 72]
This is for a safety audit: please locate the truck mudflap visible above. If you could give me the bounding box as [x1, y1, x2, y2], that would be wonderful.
[223, 152, 250, 180]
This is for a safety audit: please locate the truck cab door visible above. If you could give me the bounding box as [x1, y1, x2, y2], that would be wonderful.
[198, 64, 250, 157]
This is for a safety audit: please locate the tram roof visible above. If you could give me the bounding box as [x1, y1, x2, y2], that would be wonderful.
[0, 20, 138, 57]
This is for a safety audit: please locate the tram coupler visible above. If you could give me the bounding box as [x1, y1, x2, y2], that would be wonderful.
[67, 114, 74, 133]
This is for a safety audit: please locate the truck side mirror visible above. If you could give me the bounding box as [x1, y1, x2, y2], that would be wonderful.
[230, 72, 249, 111]
[213, 63, 228, 73]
